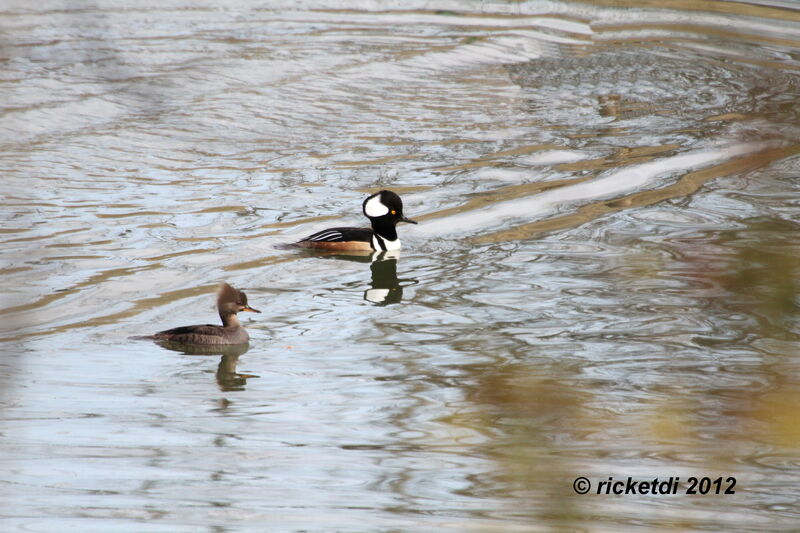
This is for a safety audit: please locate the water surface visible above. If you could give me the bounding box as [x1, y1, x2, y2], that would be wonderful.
[2, 1, 800, 531]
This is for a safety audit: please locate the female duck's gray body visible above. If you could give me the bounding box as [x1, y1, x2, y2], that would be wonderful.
[152, 283, 260, 345]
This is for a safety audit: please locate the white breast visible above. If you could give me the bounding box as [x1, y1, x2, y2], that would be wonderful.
[372, 235, 401, 251]
[384, 238, 401, 251]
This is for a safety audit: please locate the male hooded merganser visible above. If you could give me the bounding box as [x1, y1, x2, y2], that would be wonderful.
[151, 283, 260, 345]
[295, 190, 417, 251]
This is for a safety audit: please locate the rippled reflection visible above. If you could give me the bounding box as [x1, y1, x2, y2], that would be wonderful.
[364, 252, 407, 305]
[154, 341, 254, 391]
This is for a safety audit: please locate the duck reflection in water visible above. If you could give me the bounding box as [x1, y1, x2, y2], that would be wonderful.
[156, 341, 256, 392]
[293, 248, 415, 304]
[364, 251, 406, 305]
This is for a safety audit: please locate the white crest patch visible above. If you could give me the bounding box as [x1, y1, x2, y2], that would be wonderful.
[364, 195, 389, 218]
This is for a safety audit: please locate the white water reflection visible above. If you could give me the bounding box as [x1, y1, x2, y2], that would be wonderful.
[415, 142, 770, 236]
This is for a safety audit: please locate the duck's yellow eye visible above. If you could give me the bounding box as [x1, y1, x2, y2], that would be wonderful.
[391, 210, 396, 215]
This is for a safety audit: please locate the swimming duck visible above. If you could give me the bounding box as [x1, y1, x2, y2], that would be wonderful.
[295, 190, 417, 251]
[152, 282, 260, 345]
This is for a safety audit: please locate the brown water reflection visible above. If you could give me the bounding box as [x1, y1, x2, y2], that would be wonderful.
[2, 0, 800, 531]
[462, 217, 800, 528]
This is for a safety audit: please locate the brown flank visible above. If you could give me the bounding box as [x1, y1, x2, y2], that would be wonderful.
[296, 240, 373, 251]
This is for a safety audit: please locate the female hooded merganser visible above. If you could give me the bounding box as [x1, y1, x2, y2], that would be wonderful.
[151, 283, 260, 345]
[295, 190, 417, 252]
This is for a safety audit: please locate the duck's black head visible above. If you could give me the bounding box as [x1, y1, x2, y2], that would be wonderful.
[362, 190, 417, 226]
